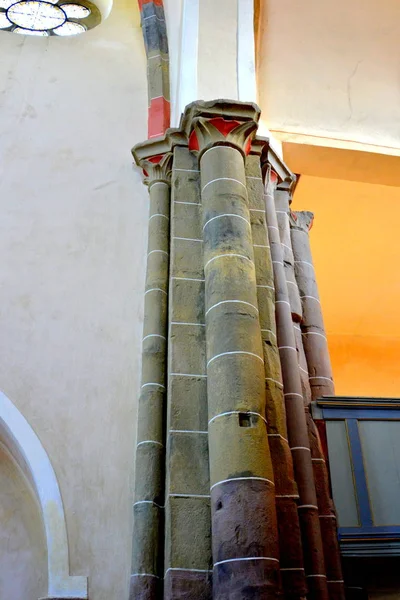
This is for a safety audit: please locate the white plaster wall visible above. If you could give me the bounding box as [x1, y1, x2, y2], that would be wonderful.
[165, 0, 242, 124]
[165, 0, 265, 128]
[258, 0, 400, 152]
[0, 1, 148, 598]
[0, 444, 47, 600]
[198, 0, 238, 102]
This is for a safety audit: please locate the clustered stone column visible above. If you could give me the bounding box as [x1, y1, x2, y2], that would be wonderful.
[275, 181, 303, 324]
[246, 150, 307, 600]
[130, 100, 345, 600]
[290, 212, 335, 400]
[273, 183, 345, 600]
[130, 153, 172, 600]
[164, 143, 212, 599]
[290, 212, 345, 600]
[193, 115, 280, 599]
[264, 171, 329, 600]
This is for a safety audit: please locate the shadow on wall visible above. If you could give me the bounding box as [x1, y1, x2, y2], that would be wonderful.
[0, 391, 87, 600]
[0, 443, 47, 599]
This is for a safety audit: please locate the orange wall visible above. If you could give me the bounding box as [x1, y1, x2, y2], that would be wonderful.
[291, 175, 400, 398]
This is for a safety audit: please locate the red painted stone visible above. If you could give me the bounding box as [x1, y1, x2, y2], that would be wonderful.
[148, 97, 171, 139]
[138, 0, 163, 9]
[189, 117, 253, 154]
[270, 170, 278, 184]
[142, 154, 164, 177]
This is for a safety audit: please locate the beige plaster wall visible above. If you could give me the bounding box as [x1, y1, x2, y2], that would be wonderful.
[0, 2, 148, 598]
[0, 444, 47, 600]
[258, 0, 400, 154]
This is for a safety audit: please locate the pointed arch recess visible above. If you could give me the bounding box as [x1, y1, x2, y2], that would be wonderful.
[0, 391, 87, 600]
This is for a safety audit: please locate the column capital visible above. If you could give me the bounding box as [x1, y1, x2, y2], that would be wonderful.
[191, 116, 258, 157]
[275, 179, 296, 211]
[132, 130, 185, 187]
[264, 164, 278, 196]
[140, 152, 173, 188]
[181, 99, 260, 157]
[290, 210, 314, 232]
[259, 138, 296, 189]
[132, 129, 186, 164]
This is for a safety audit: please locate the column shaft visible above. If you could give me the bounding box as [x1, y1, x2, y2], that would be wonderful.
[290, 212, 334, 400]
[275, 186, 302, 323]
[290, 212, 345, 600]
[294, 322, 345, 600]
[164, 146, 212, 599]
[246, 154, 306, 600]
[131, 174, 171, 600]
[265, 174, 329, 600]
[201, 143, 279, 600]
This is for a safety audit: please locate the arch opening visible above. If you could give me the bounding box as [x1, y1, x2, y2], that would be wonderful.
[0, 391, 87, 600]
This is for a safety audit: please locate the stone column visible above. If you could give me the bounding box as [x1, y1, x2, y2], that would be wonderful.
[130, 153, 172, 600]
[191, 106, 280, 600]
[290, 212, 334, 400]
[275, 181, 302, 323]
[164, 144, 212, 600]
[290, 212, 345, 600]
[246, 150, 306, 600]
[264, 171, 329, 600]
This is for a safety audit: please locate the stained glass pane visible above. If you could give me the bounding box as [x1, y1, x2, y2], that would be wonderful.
[0, 11, 11, 26]
[13, 25, 48, 33]
[53, 20, 84, 35]
[60, 3, 89, 18]
[7, 1, 65, 30]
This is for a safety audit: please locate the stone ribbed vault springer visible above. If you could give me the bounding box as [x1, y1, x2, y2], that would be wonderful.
[130, 100, 345, 600]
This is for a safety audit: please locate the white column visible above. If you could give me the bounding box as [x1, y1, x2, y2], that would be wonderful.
[172, 0, 199, 126]
[237, 0, 257, 102]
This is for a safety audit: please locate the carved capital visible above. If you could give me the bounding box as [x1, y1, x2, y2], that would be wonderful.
[264, 165, 278, 196]
[290, 210, 314, 232]
[189, 116, 258, 157]
[141, 152, 173, 188]
[132, 129, 186, 162]
[179, 99, 260, 158]
[260, 139, 296, 189]
[181, 99, 260, 131]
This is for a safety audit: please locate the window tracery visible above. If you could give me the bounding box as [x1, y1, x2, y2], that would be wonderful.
[0, 0, 99, 36]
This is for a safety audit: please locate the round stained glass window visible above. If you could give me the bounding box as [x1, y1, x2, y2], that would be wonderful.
[0, 0, 99, 35]
[7, 2, 66, 31]
[61, 3, 89, 17]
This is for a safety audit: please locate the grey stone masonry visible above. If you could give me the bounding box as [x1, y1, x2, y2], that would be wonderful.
[246, 151, 307, 600]
[264, 173, 329, 600]
[164, 145, 212, 600]
[193, 113, 280, 600]
[130, 100, 345, 600]
[290, 211, 335, 401]
[130, 153, 172, 600]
